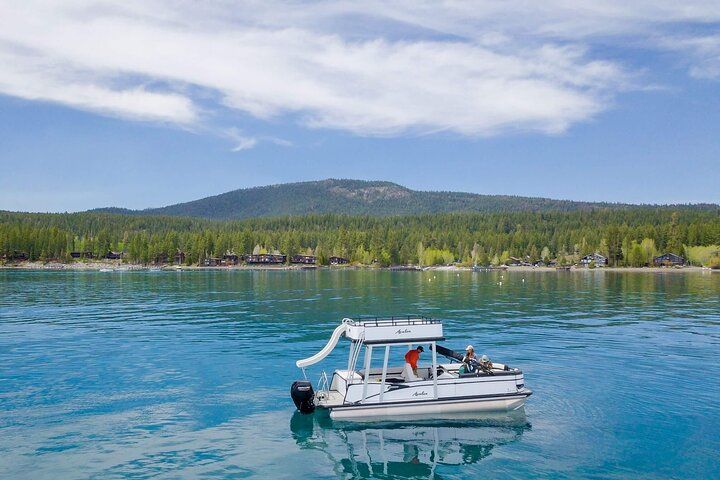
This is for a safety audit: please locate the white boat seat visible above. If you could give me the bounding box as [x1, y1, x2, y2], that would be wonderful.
[401, 363, 422, 381]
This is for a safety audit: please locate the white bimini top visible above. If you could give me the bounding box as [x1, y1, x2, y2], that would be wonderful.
[295, 316, 444, 369]
[343, 316, 444, 344]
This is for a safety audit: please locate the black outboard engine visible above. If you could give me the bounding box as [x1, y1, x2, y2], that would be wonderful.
[291, 380, 315, 414]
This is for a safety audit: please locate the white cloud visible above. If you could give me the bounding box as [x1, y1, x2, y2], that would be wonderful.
[231, 138, 258, 152]
[225, 128, 292, 152]
[660, 35, 720, 79]
[0, 0, 717, 137]
[223, 128, 257, 152]
[0, 44, 198, 124]
[231, 137, 258, 153]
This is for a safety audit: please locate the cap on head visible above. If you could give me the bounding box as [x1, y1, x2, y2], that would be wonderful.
[481, 354, 489, 362]
[417, 346, 424, 352]
[465, 345, 474, 352]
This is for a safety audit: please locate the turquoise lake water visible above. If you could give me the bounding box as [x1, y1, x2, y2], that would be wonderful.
[1, 269, 719, 479]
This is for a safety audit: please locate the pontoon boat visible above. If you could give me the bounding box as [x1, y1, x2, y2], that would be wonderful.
[291, 316, 532, 421]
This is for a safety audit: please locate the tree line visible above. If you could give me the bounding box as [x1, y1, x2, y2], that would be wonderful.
[1, 208, 719, 267]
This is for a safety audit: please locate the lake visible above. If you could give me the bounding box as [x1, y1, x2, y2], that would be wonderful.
[1, 269, 718, 479]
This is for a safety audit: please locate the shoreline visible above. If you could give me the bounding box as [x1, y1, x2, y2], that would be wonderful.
[0, 261, 714, 273]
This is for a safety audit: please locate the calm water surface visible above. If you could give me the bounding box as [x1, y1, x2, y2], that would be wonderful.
[1, 270, 719, 479]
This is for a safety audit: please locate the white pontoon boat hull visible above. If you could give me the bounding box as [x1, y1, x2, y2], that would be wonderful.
[326, 392, 531, 421]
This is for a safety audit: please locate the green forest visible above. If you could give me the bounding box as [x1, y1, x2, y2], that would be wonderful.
[1, 208, 720, 267]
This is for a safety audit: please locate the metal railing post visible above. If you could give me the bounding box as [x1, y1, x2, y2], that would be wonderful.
[379, 345, 390, 402]
[361, 345, 373, 402]
[432, 341, 438, 399]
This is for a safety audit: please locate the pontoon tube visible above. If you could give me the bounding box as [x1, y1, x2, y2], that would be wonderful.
[296, 323, 348, 368]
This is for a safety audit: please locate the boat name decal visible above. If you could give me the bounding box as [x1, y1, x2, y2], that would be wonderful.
[395, 328, 411, 334]
[412, 391, 429, 397]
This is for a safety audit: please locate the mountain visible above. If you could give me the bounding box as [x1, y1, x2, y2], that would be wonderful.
[90, 179, 713, 220]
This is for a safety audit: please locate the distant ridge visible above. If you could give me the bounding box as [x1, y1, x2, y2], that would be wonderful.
[90, 179, 718, 220]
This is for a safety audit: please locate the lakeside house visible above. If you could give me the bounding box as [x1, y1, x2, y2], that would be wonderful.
[4, 251, 28, 261]
[153, 252, 168, 264]
[222, 254, 240, 265]
[245, 253, 287, 264]
[329, 256, 349, 265]
[175, 250, 186, 264]
[291, 255, 316, 264]
[105, 251, 124, 260]
[580, 253, 608, 266]
[70, 251, 94, 259]
[203, 257, 221, 267]
[508, 256, 532, 266]
[507, 257, 522, 266]
[653, 253, 685, 266]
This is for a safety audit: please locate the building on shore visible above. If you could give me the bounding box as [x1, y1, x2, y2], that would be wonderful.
[222, 254, 240, 265]
[175, 250, 186, 264]
[203, 257, 221, 267]
[580, 253, 608, 266]
[329, 256, 349, 265]
[245, 254, 287, 264]
[5, 251, 28, 261]
[653, 253, 685, 266]
[291, 255, 316, 264]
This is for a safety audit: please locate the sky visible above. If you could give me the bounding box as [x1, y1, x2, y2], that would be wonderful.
[0, 1, 719, 212]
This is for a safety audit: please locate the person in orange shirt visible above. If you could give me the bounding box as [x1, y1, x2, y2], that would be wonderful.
[404, 346, 424, 376]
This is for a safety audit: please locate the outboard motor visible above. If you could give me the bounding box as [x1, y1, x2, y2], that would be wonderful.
[291, 380, 315, 414]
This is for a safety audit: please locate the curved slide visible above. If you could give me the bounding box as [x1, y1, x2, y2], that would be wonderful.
[296, 323, 349, 368]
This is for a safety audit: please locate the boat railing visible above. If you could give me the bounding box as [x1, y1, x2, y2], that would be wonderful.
[317, 370, 329, 396]
[346, 316, 440, 327]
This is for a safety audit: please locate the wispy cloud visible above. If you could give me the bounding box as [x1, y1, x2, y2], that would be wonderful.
[660, 34, 720, 79]
[223, 128, 257, 152]
[266, 137, 293, 147]
[0, 1, 717, 137]
[231, 137, 257, 152]
[0, 44, 198, 124]
[224, 128, 291, 152]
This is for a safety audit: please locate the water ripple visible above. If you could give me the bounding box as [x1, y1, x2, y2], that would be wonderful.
[1, 270, 718, 478]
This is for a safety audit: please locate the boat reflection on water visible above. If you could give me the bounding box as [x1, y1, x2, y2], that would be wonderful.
[290, 410, 530, 478]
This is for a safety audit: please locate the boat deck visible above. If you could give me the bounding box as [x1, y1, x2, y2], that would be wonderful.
[317, 390, 345, 407]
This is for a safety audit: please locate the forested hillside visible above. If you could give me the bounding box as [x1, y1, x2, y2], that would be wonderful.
[90, 179, 714, 219]
[2, 208, 719, 267]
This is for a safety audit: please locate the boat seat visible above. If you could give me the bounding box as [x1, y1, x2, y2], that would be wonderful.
[459, 369, 502, 378]
[401, 363, 422, 382]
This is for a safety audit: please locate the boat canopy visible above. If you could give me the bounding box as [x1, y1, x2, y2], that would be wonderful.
[345, 316, 443, 344]
[295, 317, 444, 369]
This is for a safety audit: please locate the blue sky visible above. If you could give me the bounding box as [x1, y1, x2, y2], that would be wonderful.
[0, 1, 719, 212]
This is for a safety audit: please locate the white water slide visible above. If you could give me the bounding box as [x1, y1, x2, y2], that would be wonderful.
[296, 323, 349, 368]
